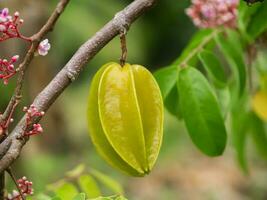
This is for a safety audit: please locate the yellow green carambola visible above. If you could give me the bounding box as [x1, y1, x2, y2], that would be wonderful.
[87, 62, 164, 176]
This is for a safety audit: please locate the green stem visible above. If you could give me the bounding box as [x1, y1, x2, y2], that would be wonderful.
[179, 28, 223, 69]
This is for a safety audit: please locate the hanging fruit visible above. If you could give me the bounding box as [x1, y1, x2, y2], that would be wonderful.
[87, 62, 164, 176]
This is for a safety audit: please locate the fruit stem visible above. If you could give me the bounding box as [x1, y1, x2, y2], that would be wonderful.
[119, 28, 128, 67]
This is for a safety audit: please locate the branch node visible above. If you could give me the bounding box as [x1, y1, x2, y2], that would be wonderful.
[113, 11, 130, 33]
[66, 67, 79, 82]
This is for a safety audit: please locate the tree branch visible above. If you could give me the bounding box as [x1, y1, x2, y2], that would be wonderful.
[1, 0, 70, 126]
[0, 0, 157, 173]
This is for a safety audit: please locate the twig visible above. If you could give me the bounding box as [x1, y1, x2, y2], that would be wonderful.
[0, 101, 19, 142]
[179, 29, 222, 68]
[0, 0, 157, 173]
[1, 0, 70, 126]
[6, 168, 25, 200]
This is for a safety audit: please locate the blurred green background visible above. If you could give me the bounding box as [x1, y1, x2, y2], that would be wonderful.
[1, 0, 267, 199]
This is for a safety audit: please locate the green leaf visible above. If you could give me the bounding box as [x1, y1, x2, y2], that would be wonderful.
[226, 29, 245, 53]
[198, 50, 227, 88]
[249, 113, 267, 160]
[173, 29, 215, 66]
[78, 174, 101, 198]
[47, 180, 65, 192]
[254, 51, 267, 91]
[231, 108, 250, 174]
[89, 195, 127, 200]
[238, 0, 261, 40]
[154, 30, 217, 119]
[72, 193, 86, 200]
[247, 1, 267, 39]
[215, 31, 246, 100]
[154, 66, 178, 99]
[27, 194, 51, 200]
[53, 183, 78, 200]
[66, 164, 85, 178]
[51, 197, 62, 200]
[216, 87, 231, 119]
[115, 196, 128, 200]
[178, 67, 227, 156]
[154, 66, 182, 118]
[91, 169, 123, 195]
[164, 85, 182, 119]
[90, 197, 113, 200]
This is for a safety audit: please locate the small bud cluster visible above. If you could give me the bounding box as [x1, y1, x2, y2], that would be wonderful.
[0, 8, 28, 42]
[23, 105, 45, 136]
[0, 55, 19, 85]
[186, 0, 239, 28]
[0, 7, 52, 86]
[6, 176, 34, 200]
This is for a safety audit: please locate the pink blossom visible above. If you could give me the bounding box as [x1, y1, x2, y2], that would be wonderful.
[186, 0, 239, 28]
[0, 8, 29, 42]
[0, 8, 11, 23]
[38, 39, 51, 56]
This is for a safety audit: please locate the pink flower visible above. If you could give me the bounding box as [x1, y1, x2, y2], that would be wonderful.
[0, 8, 28, 42]
[0, 8, 11, 23]
[186, 0, 239, 28]
[38, 39, 51, 56]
